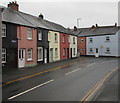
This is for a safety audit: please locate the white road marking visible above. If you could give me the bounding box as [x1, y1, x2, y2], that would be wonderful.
[8, 79, 54, 100]
[101, 60, 116, 64]
[65, 68, 82, 75]
[87, 63, 96, 67]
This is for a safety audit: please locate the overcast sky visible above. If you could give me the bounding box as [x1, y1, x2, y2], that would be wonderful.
[0, 0, 119, 28]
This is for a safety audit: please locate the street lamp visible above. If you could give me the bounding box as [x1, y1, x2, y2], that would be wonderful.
[77, 18, 81, 28]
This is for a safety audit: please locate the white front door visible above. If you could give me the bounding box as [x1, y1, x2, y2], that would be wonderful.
[44, 49, 47, 63]
[19, 49, 25, 68]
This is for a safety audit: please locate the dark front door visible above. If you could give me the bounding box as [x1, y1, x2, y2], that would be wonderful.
[71, 48, 72, 58]
[67, 48, 69, 59]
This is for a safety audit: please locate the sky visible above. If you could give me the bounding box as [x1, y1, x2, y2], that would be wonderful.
[0, 0, 119, 28]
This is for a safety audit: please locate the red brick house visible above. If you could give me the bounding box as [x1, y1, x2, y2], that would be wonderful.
[78, 37, 86, 56]
[60, 33, 70, 60]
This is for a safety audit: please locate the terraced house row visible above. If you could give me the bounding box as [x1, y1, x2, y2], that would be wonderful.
[1, 2, 77, 68]
[1, 2, 120, 69]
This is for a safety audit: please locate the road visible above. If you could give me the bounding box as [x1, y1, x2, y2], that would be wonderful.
[2, 57, 118, 101]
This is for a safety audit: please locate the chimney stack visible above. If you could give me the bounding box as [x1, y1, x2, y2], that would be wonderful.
[115, 23, 117, 27]
[39, 13, 44, 19]
[96, 24, 98, 27]
[8, 1, 19, 11]
[74, 26, 77, 31]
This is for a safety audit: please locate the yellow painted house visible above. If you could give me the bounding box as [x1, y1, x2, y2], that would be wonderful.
[48, 31, 60, 62]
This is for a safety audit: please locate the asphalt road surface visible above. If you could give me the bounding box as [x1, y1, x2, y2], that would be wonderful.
[2, 57, 118, 101]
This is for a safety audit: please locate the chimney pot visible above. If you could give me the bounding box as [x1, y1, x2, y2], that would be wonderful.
[8, 1, 19, 11]
[74, 26, 77, 31]
[39, 13, 44, 19]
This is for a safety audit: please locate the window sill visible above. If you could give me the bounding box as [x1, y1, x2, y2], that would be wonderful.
[27, 38, 33, 40]
[27, 59, 33, 62]
[38, 59, 43, 61]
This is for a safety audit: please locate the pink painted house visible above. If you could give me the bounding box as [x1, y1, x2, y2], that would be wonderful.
[17, 26, 37, 68]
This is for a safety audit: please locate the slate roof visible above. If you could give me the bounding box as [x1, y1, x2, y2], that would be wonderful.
[1, 5, 75, 35]
[71, 26, 120, 37]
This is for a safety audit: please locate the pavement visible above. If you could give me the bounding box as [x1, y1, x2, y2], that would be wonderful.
[94, 70, 119, 102]
[2, 57, 82, 83]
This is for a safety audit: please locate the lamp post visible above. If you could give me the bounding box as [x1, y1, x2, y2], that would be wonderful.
[77, 18, 81, 28]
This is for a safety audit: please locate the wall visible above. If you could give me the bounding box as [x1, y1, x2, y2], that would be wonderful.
[86, 34, 119, 57]
[48, 31, 60, 62]
[17, 26, 37, 67]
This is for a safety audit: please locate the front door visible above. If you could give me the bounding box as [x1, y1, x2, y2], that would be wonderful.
[19, 49, 25, 68]
[67, 48, 69, 59]
[44, 49, 47, 63]
[49, 48, 53, 62]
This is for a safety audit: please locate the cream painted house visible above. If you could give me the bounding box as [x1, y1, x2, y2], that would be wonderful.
[48, 31, 60, 62]
[69, 35, 77, 58]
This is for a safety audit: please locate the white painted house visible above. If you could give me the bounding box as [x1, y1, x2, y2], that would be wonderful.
[69, 35, 77, 58]
[77, 24, 120, 57]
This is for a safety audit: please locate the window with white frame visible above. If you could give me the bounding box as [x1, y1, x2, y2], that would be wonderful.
[2, 48, 6, 63]
[73, 48, 75, 55]
[89, 38, 93, 43]
[54, 33, 58, 43]
[37, 47, 43, 61]
[73, 37, 75, 44]
[80, 39, 84, 43]
[63, 48, 66, 56]
[105, 47, 110, 54]
[27, 48, 32, 61]
[27, 28, 32, 40]
[55, 48, 58, 57]
[2, 24, 6, 37]
[38, 30, 42, 40]
[105, 36, 110, 42]
[63, 35, 65, 42]
[80, 48, 84, 53]
[89, 48, 93, 53]
[68, 36, 71, 43]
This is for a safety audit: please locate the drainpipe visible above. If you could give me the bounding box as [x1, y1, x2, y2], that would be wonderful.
[0, 7, 3, 102]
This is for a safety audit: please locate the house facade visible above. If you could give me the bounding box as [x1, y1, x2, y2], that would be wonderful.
[17, 26, 37, 68]
[77, 37, 86, 56]
[69, 35, 77, 58]
[37, 28, 49, 64]
[48, 31, 60, 62]
[2, 22, 18, 68]
[60, 33, 70, 60]
[86, 31, 120, 57]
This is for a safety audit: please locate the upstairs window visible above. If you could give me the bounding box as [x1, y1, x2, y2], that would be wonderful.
[55, 33, 58, 43]
[27, 28, 32, 40]
[38, 31, 42, 40]
[80, 39, 84, 43]
[63, 35, 65, 43]
[73, 37, 75, 44]
[2, 24, 6, 37]
[68, 36, 71, 43]
[105, 36, 110, 42]
[2, 48, 6, 63]
[89, 38, 93, 43]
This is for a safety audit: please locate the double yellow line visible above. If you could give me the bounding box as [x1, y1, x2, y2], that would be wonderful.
[81, 67, 118, 102]
[0, 59, 80, 87]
